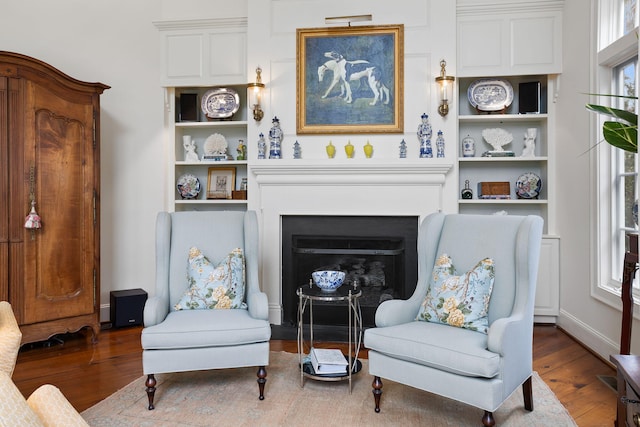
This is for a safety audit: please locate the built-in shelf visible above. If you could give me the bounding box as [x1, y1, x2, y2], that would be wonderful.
[167, 86, 249, 212]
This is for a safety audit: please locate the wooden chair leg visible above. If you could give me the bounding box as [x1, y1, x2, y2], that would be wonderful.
[523, 375, 534, 411]
[145, 374, 156, 410]
[482, 410, 495, 427]
[257, 366, 267, 400]
[372, 376, 383, 413]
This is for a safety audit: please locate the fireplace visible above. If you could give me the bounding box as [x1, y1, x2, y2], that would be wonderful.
[251, 160, 453, 325]
[282, 215, 418, 327]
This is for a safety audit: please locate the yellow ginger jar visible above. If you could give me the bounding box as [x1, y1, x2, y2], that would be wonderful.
[326, 141, 336, 158]
[345, 141, 354, 158]
[364, 141, 374, 158]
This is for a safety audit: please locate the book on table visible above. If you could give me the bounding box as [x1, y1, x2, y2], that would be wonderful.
[310, 348, 348, 375]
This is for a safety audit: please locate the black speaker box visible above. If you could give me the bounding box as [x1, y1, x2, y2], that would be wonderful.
[518, 81, 541, 114]
[110, 289, 148, 328]
[179, 93, 198, 122]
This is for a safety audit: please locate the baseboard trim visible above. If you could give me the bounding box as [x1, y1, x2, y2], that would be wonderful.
[100, 303, 110, 323]
[557, 309, 619, 367]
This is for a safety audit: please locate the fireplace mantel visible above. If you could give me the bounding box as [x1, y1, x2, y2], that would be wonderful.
[250, 159, 453, 324]
[252, 160, 453, 185]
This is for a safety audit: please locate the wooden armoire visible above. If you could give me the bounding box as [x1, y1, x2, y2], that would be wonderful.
[0, 52, 109, 345]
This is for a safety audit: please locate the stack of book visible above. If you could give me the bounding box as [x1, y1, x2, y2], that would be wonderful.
[481, 151, 515, 157]
[309, 348, 348, 375]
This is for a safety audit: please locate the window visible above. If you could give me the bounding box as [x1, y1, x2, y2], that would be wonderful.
[594, 0, 638, 301]
[624, 0, 639, 35]
[611, 60, 637, 282]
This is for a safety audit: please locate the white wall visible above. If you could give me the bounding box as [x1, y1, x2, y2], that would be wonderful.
[0, 0, 634, 359]
[555, 0, 637, 358]
[0, 1, 166, 317]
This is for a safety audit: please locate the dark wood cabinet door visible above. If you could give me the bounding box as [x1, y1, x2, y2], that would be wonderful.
[19, 78, 98, 324]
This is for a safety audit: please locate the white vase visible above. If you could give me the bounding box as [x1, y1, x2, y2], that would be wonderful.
[462, 135, 475, 157]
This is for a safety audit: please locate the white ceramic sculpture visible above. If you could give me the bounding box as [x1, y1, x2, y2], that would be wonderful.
[183, 135, 199, 162]
[482, 128, 513, 152]
[203, 133, 228, 157]
[521, 128, 537, 157]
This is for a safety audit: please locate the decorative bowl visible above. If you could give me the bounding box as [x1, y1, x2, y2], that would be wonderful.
[311, 270, 346, 292]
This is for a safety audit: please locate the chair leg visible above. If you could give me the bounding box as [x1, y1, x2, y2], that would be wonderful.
[145, 374, 156, 410]
[482, 410, 495, 426]
[257, 366, 267, 400]
[372, 376, 383, 413]
[523, 375, 534, 411]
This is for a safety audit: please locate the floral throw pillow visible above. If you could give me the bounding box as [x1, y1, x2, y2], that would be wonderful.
[174, 247, 247, 310]
[416, 254, 495, 334]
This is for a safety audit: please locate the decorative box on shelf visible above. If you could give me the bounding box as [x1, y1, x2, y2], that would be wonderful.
[232, 190, 247, 200]
[477, 182, 511, 199]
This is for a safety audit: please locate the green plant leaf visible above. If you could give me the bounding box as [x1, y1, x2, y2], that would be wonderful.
[585, 93, 638, 153]
[586, 104, 637, 125]
[602, 121, 638, 152]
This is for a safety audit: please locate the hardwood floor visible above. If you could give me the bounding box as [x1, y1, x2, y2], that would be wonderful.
[12, 324, 616, 426]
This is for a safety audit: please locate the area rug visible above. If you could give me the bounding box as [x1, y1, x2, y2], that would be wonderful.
[82, 351, 576, 426]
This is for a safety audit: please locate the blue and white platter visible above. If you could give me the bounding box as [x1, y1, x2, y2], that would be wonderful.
[201, 88, 240, 119]
[467, 79, 514, 112]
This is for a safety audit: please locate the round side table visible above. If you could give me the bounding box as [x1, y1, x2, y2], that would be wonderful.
[296, 283, 363, 393]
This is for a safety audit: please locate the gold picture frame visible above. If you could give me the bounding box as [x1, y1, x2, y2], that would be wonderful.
[296, 24, 404, 134]
[206, 167, 236, 199]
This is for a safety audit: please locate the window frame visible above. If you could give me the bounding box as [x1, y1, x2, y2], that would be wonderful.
[591, 0, 638, 308]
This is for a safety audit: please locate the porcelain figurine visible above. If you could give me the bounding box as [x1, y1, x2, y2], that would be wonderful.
[293, 141, 302, 159]
[257, 133, 266, 159]
[521, 128, 536, 157]
[399, 139, 407, 158]
[417, 113, 433, 158]
[436, 131, 445, 158]
[183, 135, 199, 162]
[269, 116, 282, 159]
[236, 139, 246, 160]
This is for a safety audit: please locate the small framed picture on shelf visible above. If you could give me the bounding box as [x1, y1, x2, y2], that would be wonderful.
[206, 167, 236, 199]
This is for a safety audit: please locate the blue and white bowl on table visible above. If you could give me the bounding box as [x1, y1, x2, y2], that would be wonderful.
[312, 270, 346, 292]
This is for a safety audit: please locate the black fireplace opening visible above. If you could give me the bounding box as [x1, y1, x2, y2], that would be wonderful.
[281, 215, 418, 328]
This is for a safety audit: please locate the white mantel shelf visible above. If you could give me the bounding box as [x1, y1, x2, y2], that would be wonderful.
[251, 160, 453, 185]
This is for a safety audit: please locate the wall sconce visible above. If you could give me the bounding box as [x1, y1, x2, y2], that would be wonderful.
[247, 67, 265, 122]
[435, 60, 455, 117]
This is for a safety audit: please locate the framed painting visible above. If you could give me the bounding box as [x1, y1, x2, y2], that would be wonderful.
[206, 167, 236, 200]
[296, 24, 404, 134]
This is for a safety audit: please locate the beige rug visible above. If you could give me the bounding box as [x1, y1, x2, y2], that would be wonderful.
[82, 351, 576, 426]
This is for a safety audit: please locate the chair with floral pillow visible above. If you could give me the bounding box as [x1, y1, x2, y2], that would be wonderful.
[364, 212, 543, 427]
[141, 210, 271, 410]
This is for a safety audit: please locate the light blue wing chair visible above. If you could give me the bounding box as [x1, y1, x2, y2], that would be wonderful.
[364, 212, 543, 427]
[141, 210, 271, 410]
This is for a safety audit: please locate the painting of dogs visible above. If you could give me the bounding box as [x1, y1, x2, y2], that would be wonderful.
[297, 24, 404, 134]
[318, 51, 391, 105]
